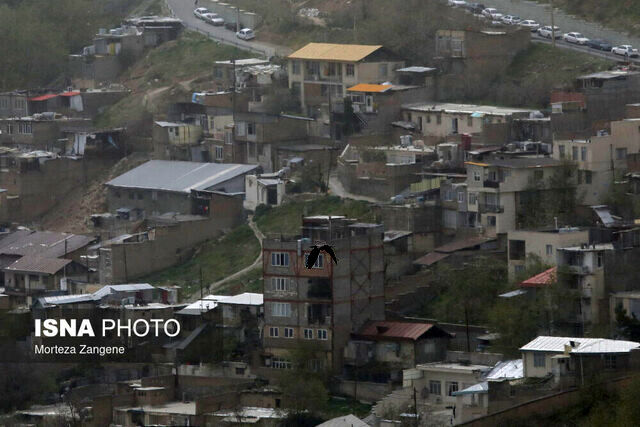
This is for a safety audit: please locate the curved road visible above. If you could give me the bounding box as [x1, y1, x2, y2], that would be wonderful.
[165, 0, 292, 58]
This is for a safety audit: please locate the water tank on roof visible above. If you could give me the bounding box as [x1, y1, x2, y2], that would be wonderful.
[98, 28, 107, 35]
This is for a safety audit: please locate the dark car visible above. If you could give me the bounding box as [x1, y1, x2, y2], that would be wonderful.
[587, 39, 613, 51]
[224, 21, 237, 31]
[465, 2, 485, 14]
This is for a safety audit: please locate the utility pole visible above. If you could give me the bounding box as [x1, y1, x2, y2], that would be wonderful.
[464, 304, 471, 353]
[413, 387, 418, 427]
[550, 0, 556, 48]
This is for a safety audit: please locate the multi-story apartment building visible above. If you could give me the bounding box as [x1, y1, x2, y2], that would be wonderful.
[262, 216, 385, 372]
[0, 91, 29, 118]
[553, 118, 640, 205]
[465, 157, 575, 237]
[287, 43, 404, 114]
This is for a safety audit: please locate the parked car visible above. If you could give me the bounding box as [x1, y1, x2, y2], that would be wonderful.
[612, 45, 639, 57]
[464, 2, 485, 14]
[236, 28, 255, 41]
[502, 15, 521, 25]
[224, 21, 238, 31]
[203, 12, 224, 26]
[448, 0, 467, 7]
[519, 20, 540, 31]
[538, 26, 561, 39]
[193, 7, 210, 20]
[481, 8, 499, 18]
[587, 39, 613, 51]
[563, 32, 589, 45]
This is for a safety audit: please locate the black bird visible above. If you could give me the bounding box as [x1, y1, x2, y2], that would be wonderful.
[306, 244, 338, 269]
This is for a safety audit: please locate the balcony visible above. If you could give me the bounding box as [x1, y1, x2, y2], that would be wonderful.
[483, 180, 500, 189]
[303, 72, 343, 83]
[479, 203, 504, 214]
[567, 264, 590, 275]
[307, 278, 332, 299]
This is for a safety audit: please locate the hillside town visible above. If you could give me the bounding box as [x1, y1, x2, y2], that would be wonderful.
[3, 0, 640, 426]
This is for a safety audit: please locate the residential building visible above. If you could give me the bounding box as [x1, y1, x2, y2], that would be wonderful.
[440, 179, 469, 230]
[610, 291, 640, 328]
[244, 175, 285, 211]
[0, 114, 91, 151]
[212, 58, 280, 92]
[105, 160, 257, 216]
[553, 118, 640, 205]
[262, 216, 385, 373]
[402, 102, 535, 145]
[152, 121, 204, 160]
[507, 228, 590, 279]
[520, 335, 640, 380]
[557, 243, 614, 334]
[0, 91, 28, 118]
[465, 157, 575, 237]
[344, 321, 452, 385]
[287, 43, 404, 114]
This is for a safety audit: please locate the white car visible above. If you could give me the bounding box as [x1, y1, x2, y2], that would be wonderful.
[236, 28, 255, 41]
[502, 15, 521, 25]
[202, 12, 224, 26]
[612, 45, 639, 57]
[538, 26, 561, 39]
[519, 20, 540, 31]
[193, 8, 209, 20]
[481, 8, 499, 18]
[563, 32, 589, 45]
[448, 0, 467, 6]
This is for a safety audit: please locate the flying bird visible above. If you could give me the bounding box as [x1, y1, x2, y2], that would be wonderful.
[306, 244, 338, 269]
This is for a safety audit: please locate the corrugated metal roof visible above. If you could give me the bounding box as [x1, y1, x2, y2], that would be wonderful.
[485, 359, 523, 380]
[4, 256, 71, 274]
[92, 283, 154, 299]
[288, 43, 382, 62]
[317, 414, 370, 427]
[413, 252, 449, 266]
[155, 121, 184, 127]
[355, 321, 451, 341]
[218, 292, 263, 306]
[0, 230, 92, 259]
[105, 160, 258, 193]
[347, 83, 393, 93]
[403, 102, 533, 116]
[520, 336, 640, 354]
[452, 381, 488, 396]
[432, 236, 495, 253]
[499, 289, 528, 298]
[396, 66, 436, 73]
[39, 294, 96, 305]
[29, 94, 58, 102]
[520, 267, 556, 288]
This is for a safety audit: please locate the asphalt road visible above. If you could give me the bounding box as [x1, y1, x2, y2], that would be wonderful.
[164, 0, 292, 58]
[531, 33, 640, 65]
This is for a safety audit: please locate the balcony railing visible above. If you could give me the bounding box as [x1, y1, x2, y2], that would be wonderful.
[303, 72, 343, 83]
[483, 180, 500, 188]
[479, 203, 504, 213]
[567, 265, 590, 275]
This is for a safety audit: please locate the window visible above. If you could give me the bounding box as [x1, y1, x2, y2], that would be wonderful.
[581, 147, 587, 161]
[429, 380, 441, 396]
[18, 122, 32, 134]
[468, 192, 477, 205]
[534, 169, 544, 180]
[473, 171, 481, 182]
[309, 359, 323, 372]
[515, 265, 525, 273]
[317, 329, 328, 340]
[443, 190, 453, 201]
[247, 122, 256, 136]
[215, 145, 224, 160]
[269, 327, 279, 337]
[129, 192, 135, 200]
[558, 145, 565, 159]
[346, 64, 355, 76]
[487, 216, 496, 226]
[457, 191, 465, 203]
[467, 116, 473, 127]
[378, 63, 388, 78]
[446, 381, 459, 396]
[304, 253, 324, 268]
[235, 367, 245, 375]
[6, 124, 13, 134]
[585, 170, 592, 184]
[0, 98, 7, 108]
[271, 252, 290, 267]
[292, 60, 300, 75]
[284, 327, 294, 338]
[426, 114, 431, 124]
[304, 328, 313, 339]
[533, 352, 546, 368]
[546, 244, 553, 256]
[272, 357, 292, 369]
[272, 277, 290, 292]
[597, 251, 603, 268]
[418, 116, 423, 131]
[271, 302, 291, 317]
[152, 191, 158, 201]
[572, 146, 578, 161]
[436, 114, 442, 125]
[604, 354, 617, 369]
[137, 192, 143, 200]
[616, 148, 628, 160]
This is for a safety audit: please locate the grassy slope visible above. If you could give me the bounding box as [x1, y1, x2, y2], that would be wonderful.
[144, 195, 375, 296]
[142, 225, 260, 294]
[478, 43, 612, 108]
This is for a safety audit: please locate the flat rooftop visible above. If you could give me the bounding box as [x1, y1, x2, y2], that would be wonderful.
[403, 102, 534, 116]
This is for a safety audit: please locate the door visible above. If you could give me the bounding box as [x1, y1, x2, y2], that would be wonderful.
[452, 118, 459, 134]
[267, 187, 278, 205]
[365, 95, 373, 113]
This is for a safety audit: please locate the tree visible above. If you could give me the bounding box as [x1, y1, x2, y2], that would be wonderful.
[614, 305, 640, 341]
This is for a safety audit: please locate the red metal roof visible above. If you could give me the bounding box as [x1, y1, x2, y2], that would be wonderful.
[60, 91, 81, 97]
[355, 321, 451, 341]
[29, 94, 58, 102]
[520, 267, 557, 288]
